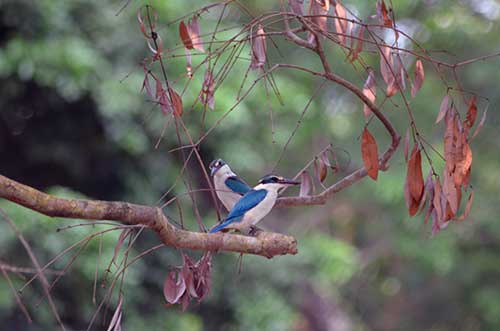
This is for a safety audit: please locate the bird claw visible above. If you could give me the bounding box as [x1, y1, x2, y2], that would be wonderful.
[248, 225, 263, 236]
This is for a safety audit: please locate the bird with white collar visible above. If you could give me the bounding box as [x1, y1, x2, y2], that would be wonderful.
[209, 174, 300, 234]
[209, 159, 251, 211]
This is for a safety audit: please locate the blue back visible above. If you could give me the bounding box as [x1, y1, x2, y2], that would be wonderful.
[209, 189, 267, 233]
[225, 176, 251, 195]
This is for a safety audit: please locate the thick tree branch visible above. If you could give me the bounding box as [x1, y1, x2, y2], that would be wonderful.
[0, 174, 297, 258]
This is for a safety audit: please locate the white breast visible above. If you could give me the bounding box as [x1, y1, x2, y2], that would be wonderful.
[228, 185, 278, 231]
[221, 182, 284, 232]
[243, 189, 278, 226]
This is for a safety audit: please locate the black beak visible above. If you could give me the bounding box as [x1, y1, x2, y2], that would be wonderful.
[278, 177, 301, 185]
[210, 167, 217, 176]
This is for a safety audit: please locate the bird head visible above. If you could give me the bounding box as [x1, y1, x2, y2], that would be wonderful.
[209, 159, 227, 176]
[258, 174, 300, 189]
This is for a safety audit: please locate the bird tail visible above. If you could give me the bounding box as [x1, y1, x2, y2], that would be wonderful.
[209, 220, 229, 233]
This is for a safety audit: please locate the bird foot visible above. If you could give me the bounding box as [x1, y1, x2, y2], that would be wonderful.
[248, 225, 264, 236]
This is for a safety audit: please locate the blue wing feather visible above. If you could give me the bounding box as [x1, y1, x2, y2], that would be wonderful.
[209, 189, 267, 233]
[209, 217, 243, 233]
[225, 176, 251, 195]
[226, 189, 267, 220]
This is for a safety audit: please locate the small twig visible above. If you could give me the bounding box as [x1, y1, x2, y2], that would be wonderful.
[0, 266, 32, 323]
[0, 208, 66, 330]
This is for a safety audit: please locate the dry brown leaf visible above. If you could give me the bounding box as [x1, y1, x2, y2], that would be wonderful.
[398, 63, 407, 92]
[416, 183, 427, 214]
[418, 171, 433, 213]
[423, 180, 435, 224]
[318, 157, 328, 182]
[411, 59, 425, 98]
[319, 150, 332, 168]
[435, 95, 449, 124]
[299, 171, 313, 197]
[362, 69, 376, 119]
[350, 25, 365, 62]
[433, 178, 443, 222]
[188, 16, 204, 52]
[464, 96, 478, 133]
[380, 45, 399, 97]
[361, 127, 379, 180]
[199, 70, 215, 109]
[155, 79, 179, 116]
[443, 170, 459, 215]
[169, 89, 183, 117]
[404, 179, 414, 216]
[380, 46, 393, 86]
[462, 167, 471, 188]
[164, 271, 186, 304]
[137, 9, 149, 39]
[407, 145, 424, 203]
[346, 21, 353, 42]
[454, 119, 465, 169]
[334, 2, 348, 45]
[443, 110, 458, 174]
[444, 199, 456, 222]
[179, 21, 193, 49]
[308, 0, 330, 42]
[471, 108, 487, 139]
[289, 0, 305, 16]
[454, 141, 472, 186]
[313, 158, 328, 184]
[404, 177, 419, 216]
[431, 208, 441, 235]
[141, 72, 154, 100]
[250, 25, 267, 69]
[442, 112, 468, 191]
[457, 190, 474, 221]
[377, 0, 393, 28]
[386, 81, 398, 97]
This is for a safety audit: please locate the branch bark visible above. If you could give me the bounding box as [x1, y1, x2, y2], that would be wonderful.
[0, 174, 297, 258]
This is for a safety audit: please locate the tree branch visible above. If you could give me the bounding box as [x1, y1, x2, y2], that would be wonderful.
[270, 13, 402, 209]
[264, 65, 400, 208]
[0, 174, 297, 258]
[283, 13, 315, 50]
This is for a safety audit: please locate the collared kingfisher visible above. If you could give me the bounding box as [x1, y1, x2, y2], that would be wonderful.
[209, 174, 300, 234]
[209, 159, 251, 211]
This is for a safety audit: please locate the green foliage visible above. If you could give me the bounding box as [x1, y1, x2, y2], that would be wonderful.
[301, 234, 359, 286]
[232, 284, 297, 331]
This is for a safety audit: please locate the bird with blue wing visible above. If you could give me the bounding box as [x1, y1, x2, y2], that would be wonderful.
[209, 159, 252, 211]
[209, 174, 300, 234]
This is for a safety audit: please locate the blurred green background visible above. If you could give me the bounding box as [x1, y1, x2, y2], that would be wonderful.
[0, 0, 499, 330]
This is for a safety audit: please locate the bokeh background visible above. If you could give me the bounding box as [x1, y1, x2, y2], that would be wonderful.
[1, 0, 499, 330]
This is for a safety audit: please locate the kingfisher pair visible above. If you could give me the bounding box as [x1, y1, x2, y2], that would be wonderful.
[208, 159, 299, 234]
